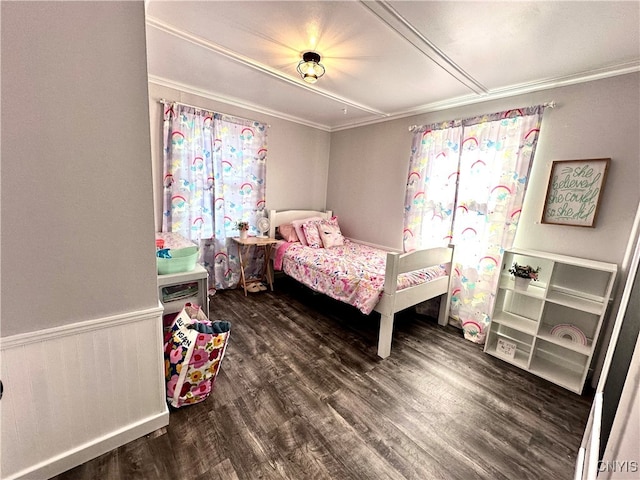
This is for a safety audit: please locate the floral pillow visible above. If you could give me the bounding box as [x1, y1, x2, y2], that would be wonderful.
[278, 224, 299, 242]
[318, 219, 345, 248]
[291, 216, 323, 246]
[301, 221, 323, 248]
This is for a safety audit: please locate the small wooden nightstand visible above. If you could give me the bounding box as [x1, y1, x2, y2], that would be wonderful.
[232, 236, 279, 296]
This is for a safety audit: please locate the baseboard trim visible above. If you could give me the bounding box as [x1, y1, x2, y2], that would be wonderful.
[345, 237, 401, 253]
[9, 410, 170, 480]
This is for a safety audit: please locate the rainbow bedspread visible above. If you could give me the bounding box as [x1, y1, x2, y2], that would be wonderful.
[275, 240, 446, 315]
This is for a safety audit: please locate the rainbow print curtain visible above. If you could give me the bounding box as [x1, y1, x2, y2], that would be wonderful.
[404, 106, 546, 343]
[162, 103, 268, 291]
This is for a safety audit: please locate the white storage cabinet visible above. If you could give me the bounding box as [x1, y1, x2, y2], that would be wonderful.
[485, 248, 617, 394]
[157, 264, 209, 315]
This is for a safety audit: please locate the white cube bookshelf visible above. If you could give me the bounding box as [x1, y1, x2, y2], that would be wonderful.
[485, 248, 617, 394]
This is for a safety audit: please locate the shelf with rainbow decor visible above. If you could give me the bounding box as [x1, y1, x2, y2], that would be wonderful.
[485, 247, 616, 394]
[537, 323, 592, 356]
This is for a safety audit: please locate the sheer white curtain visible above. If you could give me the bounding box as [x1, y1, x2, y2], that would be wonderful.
[404, 121, 462, 252]
[404, 106, 546, 343]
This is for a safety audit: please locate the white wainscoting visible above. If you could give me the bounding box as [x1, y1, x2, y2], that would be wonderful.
[0, 305, 170, 480]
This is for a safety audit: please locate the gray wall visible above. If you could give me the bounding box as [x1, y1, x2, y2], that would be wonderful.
[147, 83, 331, 230]
[1, 1, 158, 337]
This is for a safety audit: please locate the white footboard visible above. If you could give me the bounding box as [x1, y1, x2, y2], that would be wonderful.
[374, 245, 454, 358]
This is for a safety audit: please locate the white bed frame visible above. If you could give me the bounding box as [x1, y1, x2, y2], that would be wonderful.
[268, 209, 454, 358]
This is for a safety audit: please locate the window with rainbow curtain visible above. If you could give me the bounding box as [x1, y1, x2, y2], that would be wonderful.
[403, 105, 546, 344]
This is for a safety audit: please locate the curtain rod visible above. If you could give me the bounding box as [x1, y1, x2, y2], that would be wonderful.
[159, 98, 270, 128]
[408, 101, 557, 132]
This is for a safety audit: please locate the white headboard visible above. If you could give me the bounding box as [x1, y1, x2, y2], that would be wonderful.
[268, 209, 333, 238]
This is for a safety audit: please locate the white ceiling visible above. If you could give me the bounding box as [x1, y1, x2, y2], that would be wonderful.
[145, 1, 640, 131]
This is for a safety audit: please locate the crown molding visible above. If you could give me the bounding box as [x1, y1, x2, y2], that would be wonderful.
[148, 75, 333, 132]
[329, 61, 640, 131]
[151, 61, 639, 133]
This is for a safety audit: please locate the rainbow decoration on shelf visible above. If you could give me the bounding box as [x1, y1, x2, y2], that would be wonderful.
[550, 324, 588, 346]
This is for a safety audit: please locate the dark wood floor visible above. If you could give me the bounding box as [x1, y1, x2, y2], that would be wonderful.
[53, 276, 593, 480]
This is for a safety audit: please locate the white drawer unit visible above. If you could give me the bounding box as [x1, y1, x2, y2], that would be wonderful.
[158, 264, 209, 315]
[485, 248, 617, 394]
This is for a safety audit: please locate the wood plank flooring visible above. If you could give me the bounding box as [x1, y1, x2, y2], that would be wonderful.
[52, 276, 593, 480]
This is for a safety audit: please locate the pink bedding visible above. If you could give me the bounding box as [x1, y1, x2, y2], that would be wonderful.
[274, 240, 447, 315]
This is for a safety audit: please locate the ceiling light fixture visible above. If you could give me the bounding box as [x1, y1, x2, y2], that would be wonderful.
[297, 51, 325, 84]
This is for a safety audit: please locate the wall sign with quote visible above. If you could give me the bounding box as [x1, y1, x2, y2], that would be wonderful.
[541, 158, 610, 227]
[496, 338, 517, 359]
